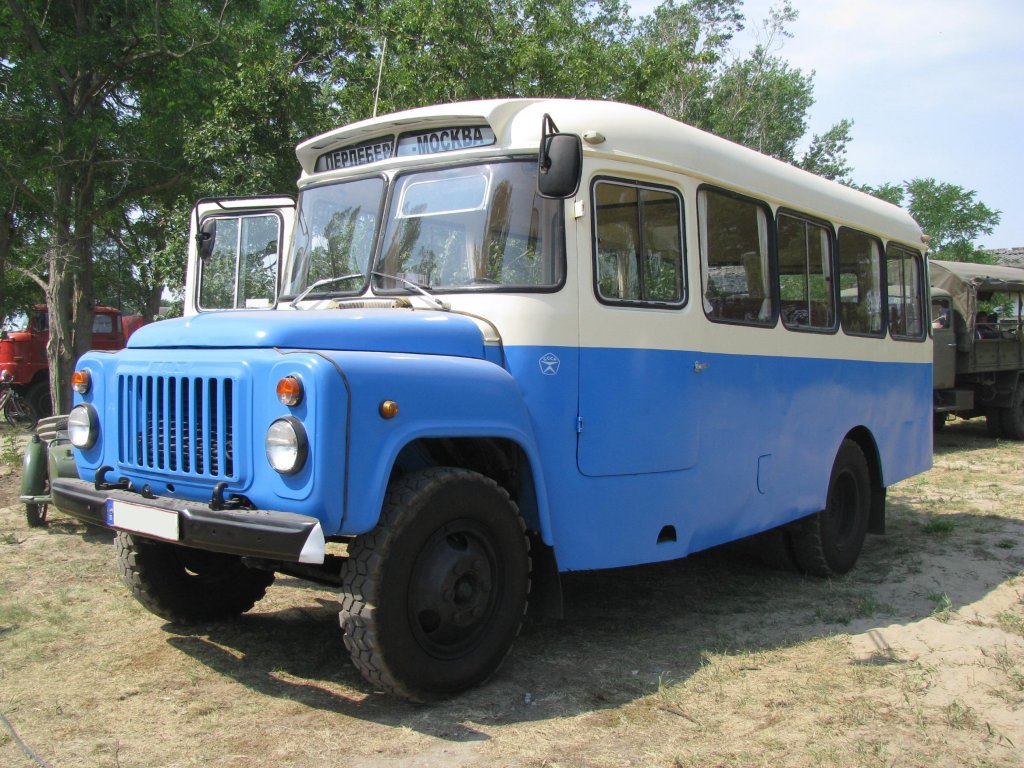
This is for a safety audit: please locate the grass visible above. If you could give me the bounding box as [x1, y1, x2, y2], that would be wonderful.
[1, 417, 1024, 767]
[923, 517, 959, 535]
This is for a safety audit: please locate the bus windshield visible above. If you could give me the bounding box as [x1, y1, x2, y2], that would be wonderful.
[284, 176, 384, 299]
[374, 160, 564, 292]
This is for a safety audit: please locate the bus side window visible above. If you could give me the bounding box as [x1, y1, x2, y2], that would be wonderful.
[777, 211, 835, 331]
[698, 188, 774, 326]
[886, 244, 926, 340]
[837, 228, 884, 336]
[593, 180, 684, 307]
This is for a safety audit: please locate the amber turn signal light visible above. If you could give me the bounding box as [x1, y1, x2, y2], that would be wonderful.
[71, 370, 91, 395]
[276, 375, 303, 406]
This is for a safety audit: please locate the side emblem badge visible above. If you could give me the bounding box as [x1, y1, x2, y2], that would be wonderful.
[539, 353, 560, 376]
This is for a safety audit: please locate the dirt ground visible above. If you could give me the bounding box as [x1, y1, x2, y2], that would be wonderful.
[1, 419, 1022, 768]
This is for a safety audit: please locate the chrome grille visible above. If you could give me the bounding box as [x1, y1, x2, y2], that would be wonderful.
[118, 374, 237, 480]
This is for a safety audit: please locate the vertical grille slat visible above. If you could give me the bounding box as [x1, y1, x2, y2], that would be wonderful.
[116, 372, 239, 481]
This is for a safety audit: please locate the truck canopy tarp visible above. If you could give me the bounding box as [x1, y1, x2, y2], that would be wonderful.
[930, 260, 1024, 335]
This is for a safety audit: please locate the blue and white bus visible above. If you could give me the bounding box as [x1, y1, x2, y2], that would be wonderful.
[53, 99, 932, 701]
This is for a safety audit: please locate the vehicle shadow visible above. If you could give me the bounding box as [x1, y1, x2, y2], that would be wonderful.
[166, 487, 1024, 739]
[934, 415, 1004, 454]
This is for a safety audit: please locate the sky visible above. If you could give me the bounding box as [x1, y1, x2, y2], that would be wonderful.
[626, 0, 1023, 249]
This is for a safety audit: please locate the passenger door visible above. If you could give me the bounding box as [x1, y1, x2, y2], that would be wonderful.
[185, 196, 295, 316]
[932, 295, 956, 390]
[576, 177, 703, 476]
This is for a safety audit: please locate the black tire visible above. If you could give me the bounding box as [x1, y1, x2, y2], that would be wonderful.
[1000, 388, 1024, 440]
[25, 502, 48, 527]
[115, 532, 275, 624]
[933, 412, 947, 433]
[986, 407, 1003, 438]
[27, 382, 52, 421]
[791, 440, 872, 577]
[339, 467, 531, 702]
[751, 526, 799, 571]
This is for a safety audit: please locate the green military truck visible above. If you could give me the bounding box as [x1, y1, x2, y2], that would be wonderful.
[931, 260, 1024, 436]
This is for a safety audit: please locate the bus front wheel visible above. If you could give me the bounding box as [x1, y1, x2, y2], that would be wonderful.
[791, 440, 871, 577]
[339, 467, 531, 702]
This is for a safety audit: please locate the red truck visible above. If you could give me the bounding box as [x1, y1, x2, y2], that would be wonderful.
[0, 304, 144, 419]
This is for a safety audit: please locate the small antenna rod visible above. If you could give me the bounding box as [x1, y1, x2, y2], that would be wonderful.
[373, 37, 387, 118]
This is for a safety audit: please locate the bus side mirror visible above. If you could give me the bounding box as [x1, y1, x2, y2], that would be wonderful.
[538, 129, 582, 199]
[197, 218, 217, 260]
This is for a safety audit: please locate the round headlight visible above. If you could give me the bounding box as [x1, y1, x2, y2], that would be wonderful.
[68, 404, 98, 449]
[265, 417, 307, 474]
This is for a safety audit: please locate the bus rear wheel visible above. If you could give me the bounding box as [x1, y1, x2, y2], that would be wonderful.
[791, 440, 871, 577]
[339, 467, 531, 702]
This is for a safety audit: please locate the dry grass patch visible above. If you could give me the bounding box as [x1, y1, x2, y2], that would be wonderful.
[1, 417, 1024, 767]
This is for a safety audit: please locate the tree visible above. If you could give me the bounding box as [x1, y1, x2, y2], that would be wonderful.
[1, 0, 357, 410]
[331, 0, 638, 120]
[629, 0, 744, 121]
[863, 179, 1002, 263]
[1, 0, 242, 411]
[635, 0, 855, 179]
[798, 118, 854, 183]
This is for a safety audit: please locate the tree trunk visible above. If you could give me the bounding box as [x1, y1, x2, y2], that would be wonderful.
[0, 202, 12, 320]
[46, 166, 96, 415]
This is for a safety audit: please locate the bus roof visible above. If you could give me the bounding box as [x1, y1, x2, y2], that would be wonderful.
[296, 99, 925, 248]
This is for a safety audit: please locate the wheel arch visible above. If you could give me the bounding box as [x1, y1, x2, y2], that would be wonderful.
[844, 425, 886, 535]
[390, 435, 548, 540]
[388, 436, 563, 619]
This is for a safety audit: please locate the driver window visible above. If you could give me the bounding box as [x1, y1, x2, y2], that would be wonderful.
[198, 213, 281, 310]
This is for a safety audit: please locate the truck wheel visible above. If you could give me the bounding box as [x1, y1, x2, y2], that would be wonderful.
[790, 440, 871, 577]
[339, 467, 531, 702]
[1000, 389, 1024, 440]
[27, 382, 52, 421]
[115, 532, 275, 625]
[986, 408, 1003, 438]
[25, 503, 48, 527]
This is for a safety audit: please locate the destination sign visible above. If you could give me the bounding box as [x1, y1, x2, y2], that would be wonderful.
[313, 125, 496, 173]
[396, 126, 495, 157]
[315, 137, 395, 172]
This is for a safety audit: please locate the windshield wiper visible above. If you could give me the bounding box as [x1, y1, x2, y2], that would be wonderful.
[288, 273, 365, 308]
[371, 271, 450, 311]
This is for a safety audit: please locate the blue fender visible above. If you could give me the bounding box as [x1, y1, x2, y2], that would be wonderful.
[328, 350, 553, 543]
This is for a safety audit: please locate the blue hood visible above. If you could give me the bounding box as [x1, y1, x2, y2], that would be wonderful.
[128, 308, 489, 359]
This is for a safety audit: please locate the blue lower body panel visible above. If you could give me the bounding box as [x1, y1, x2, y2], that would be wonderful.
[505, 345, 931, 572]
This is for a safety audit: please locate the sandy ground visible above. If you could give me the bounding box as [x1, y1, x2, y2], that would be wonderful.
[0, 419, 1022, 767]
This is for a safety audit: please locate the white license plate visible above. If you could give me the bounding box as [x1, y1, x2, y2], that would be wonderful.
[105, 499, 180, 542]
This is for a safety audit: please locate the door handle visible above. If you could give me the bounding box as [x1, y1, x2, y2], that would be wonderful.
[693, 361, 710, 373]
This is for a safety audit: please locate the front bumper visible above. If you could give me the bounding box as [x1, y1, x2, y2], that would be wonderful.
[51, 478, 325, 564]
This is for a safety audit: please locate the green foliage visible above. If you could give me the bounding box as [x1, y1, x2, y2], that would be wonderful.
[905, 178, 1001, 263]
[1, 0, 1005, 370]
[863, 179, 1001, 263]
[798, 119, 854, 183]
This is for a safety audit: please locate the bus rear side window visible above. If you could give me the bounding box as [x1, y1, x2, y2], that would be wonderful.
[887, 244, 926, 339]
[698, 188, 774, 326]
[593, 180, 684, 306]
[837, 228, 884, 337]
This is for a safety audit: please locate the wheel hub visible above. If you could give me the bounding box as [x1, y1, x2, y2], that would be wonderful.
[409, 524, 499, 658]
